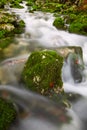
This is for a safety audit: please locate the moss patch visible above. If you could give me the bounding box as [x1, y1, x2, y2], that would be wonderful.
[0, 98, 17, 130]
[22, 50, 63, 96]
[0, 11, 25, 49]
[0, 37, 14, 49]
[10, 0, 24, 8]
[53, 17, 65, 30]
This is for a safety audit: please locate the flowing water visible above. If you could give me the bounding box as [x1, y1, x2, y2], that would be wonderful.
[0, 2, 87, 130]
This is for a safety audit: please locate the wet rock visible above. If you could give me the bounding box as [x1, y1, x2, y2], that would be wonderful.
[0, 55, 28, 85]
[61, 46, 84, 83]
[66, 92, 82, 102]
[0, 12, 16, 23]
[22, 50, 64, 95]
[21, 50, 71, 107]
[66, 52, 84, 83]
[0, 23, 15, 31]
[10, 0, 24, 8]
[0, 10, 25, 40]
[55, 46, 83, 59]
[53, 17, 65, 30]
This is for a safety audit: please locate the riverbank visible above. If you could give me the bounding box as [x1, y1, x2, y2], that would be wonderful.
[26, 0, 87, 36]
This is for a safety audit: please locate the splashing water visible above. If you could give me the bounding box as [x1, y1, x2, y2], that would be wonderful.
[0, 2, 87, 130]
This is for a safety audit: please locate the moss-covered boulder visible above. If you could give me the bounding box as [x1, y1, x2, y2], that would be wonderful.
[0, 98, 17, 130]
[22, 50, 64, 96]
[53, 17, 65, 30]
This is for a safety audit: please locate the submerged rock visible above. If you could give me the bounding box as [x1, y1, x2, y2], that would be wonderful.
[55, 46, 83, 59]
[66, 52, 84, 83]
[22, 50, 64, 96]
[0, 97, 17, 130]
[61, 46, 84, 83]
[0, 55, 28, 85]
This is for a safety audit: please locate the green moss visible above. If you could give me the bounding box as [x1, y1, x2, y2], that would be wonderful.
[0, 28, 13, 38]
[29, 1, 64, 13]
[0, 13, 16, 23]
[12, 20, 25, 34]
[18, 20, 25, 27]
[0, 0, 8, 8]
[0, 49, 4, 61]
[40, 3, 64, 13]
[26, 0, 36, 8]
[53, 10, 87, 35]
[0, 37, 14, 49]
[67, 14, 77, 23]
[0, 98, 17, 130]
[53, 17, 65, 30]
[0, 30, 6, 38]
[69, 13, 87, 35]
[69, 22, 87, 35]
[10, 1, 24, 8]
[22, 50, 63, 96]
[0, 10, 25, 39]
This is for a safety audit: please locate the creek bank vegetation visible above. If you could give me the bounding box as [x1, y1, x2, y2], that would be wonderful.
[27, 0, 87, 36]
[0, 11, 25, 45]
[0, 9, 25, 61]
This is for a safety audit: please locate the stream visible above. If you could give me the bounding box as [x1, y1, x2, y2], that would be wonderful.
[0, 1, 87, 130]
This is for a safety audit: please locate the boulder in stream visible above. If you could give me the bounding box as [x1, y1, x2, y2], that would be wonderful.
[58, 46, 84, 83]
[22, 50, 64, 98]
[65, 52, 84, 83]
